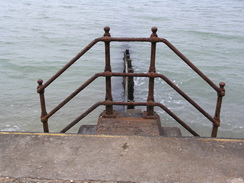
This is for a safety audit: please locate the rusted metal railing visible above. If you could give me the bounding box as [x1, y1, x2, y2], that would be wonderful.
[37, 27, 225, 137]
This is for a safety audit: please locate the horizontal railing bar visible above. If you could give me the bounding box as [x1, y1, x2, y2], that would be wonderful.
[110, 72, 149, 77]
[105, 101, 147, 106]
[160, 38, 221, 93]
[109, 37, 150, 42]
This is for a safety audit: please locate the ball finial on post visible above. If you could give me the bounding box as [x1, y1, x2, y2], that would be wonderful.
[219, 82, 225, 88]
[104, 26, 111, 37]
[151, 27, 158, 37]
[37, 79, 43, 85]
[219, 82, 226, 97]
[37, 79, 44, 93]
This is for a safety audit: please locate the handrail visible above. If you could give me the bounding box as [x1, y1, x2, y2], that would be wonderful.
[60, 101, 104, 133]
[59, 72, 218, 130]
[37, 26, 225, 137]
[39, 72, 219, 126]
[37, 35, 222, 94]
[37, 38, 101, 93]
[160, 39, 221, 93]
[41, 73, 102, 121]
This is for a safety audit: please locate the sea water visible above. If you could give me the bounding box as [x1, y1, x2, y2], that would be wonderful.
[0, 0, 244, 138]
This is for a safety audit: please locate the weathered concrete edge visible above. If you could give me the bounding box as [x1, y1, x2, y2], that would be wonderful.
[1, 131, 243, 142]
[0, 176, 134, 183]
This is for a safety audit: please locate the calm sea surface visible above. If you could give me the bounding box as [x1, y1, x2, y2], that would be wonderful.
[1, 0, 244, 138]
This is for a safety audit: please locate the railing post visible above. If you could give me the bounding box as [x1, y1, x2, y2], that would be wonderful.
[103, 26, 115, 117]
[37, 79, 49, 132]
[145, 27, 158, 117]
[211, 82, 225, 137]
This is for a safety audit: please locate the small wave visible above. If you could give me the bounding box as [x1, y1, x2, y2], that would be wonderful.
[1, 124, 20, 132]
[61, 5, 75, 9]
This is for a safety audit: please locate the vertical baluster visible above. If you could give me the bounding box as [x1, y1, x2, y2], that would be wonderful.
[103, 27, 114, 116]
[37, 79, 49, 132]
[211, 82, 225, 137]
[146, 27, 158, 117]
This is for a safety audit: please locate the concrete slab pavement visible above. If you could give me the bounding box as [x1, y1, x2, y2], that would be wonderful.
[0, 132, 243, 183]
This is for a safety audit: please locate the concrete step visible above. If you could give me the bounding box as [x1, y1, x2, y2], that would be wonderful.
[91, 109, 182, 137]
[78, 125, 182, 137]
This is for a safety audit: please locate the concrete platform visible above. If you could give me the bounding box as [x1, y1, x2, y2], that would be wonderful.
[93, 109, 182, 137]
[96, 109, 163, 136]
[0, 132, 243, 183]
